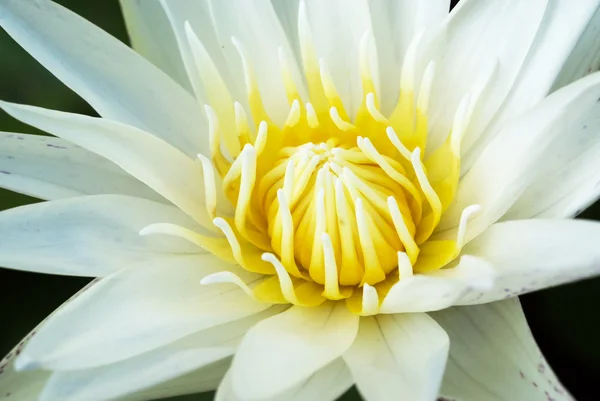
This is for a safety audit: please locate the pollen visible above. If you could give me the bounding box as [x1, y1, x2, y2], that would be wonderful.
[171, 6, 481, 315]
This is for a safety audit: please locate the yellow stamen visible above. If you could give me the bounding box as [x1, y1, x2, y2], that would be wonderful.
[185, 2, 485, 314]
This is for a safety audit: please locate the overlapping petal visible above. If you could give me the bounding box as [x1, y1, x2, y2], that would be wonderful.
[463, 0, 600, 172]
[0, 102, 224, 227]
[431, 298, 571, 401]
[343, 314, 449, 401]
[437, 72, 600, 243]
[216, 358, 352, 401]
[0, 132, 162, 202]
[39, 307, 285, 401]
[456, 219, 600, 305]
[229, 302, 359, 400]
[0, 0, 208, 157]
[15, 255, 268, 371]
[0, 195, 199, 276]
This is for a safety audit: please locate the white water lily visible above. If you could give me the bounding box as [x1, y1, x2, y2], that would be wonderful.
[1, 0, 600, 400]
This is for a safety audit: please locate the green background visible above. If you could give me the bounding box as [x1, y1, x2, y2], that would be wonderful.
[1, 1, 599, 400]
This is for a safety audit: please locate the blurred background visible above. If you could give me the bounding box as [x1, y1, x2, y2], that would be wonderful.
[1, 1, 599, 400]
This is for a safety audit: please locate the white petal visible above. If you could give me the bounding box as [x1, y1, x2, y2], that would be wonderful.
[343, 314, 449, 401]
[208, 0, 306, 124]
[230, 302, 359, 400]
[457, 219, 600, 305]
[463, 0, 600, 172]
[430, 298, 571, 401]
[0, 195, 199, 276]
[40, 306, 284, 401]
[216, 358, 352, 401]
[0, 0, 207, 157]
[0, 132, 162, 201]
[122, 358, 230, 401]
[0, 363, 48, 401]
[426, 0, 547, 153]
[119, 0, 192, 92]
[16, 254, 268, 371]
[0, 102, 219, 227]
[158, 0, 239, 104]
[304, 0, 374, 118]
[502, 97, 600, 219]
[437, 72, 600, 242]
[379, 256, 495, 314]
[0, 279, 99, 401]
[368, 0, 449, 114]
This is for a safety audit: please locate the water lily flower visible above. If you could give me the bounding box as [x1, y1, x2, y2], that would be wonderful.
[2, 0, 600, 400]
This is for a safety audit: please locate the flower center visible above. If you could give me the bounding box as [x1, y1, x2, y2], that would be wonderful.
[147, 7, 483, 314]
[260, 140, 416, 288]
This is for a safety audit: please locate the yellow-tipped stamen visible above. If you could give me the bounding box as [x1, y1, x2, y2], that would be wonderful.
[365, 92, 387, 124]
[306, 102, 319, 128]
[204, 104, 232, 175]
[387, 197, 420, 264]
[330, 107, 356, 131]
[200, 271, 256, 299]
[235, 101, 253, 145]
[385, 126, 412, 161]
[411, 148, 443, 244]
[321, 233, 345, 300]
[359, 30, 378, 101]
[213, 217, 274, 274]
[186, 22, 240, 158]
[285, 99, 302, 128]
[361, 284, 380, 316]
[196, 153, 219, 219]
[456, 204, 482, 249]
[278, 46, 302, 104]
[139, 223, 235, 264]
[397, 251, 413, 279]
[319, 58, 348, 119]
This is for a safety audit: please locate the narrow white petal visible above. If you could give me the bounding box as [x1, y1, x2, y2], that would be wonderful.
[304, 0, 375, 118]
[437, 72, 600, 242]
[0, 132, 162, 202]
[16, 255, 267, 371]
[0, 0, 207, 157]
[0, 102, 220, 227]
[230, 302, 359, 400]
[368, 0, 449, 114]
[118, 0, 192, 92]
[121, 358, 230, 401]
[159, 0, 242, 104]
[0, 195, 199, 276]
[464, 0, 600, 172]
[40, 306, 284, 401]
[216, 358, 352, 401]
[457, 219, 600, 305]
[431, 299, 571, 401]
[208, 0, 306, 124]
[344, 314, 448, 401]
[426, 0, 547, 153]
[0, 280, 105, 401]
[503, 98, 600, 219]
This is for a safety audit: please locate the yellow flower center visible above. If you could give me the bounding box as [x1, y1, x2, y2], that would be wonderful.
[167, 8, 481, 315]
